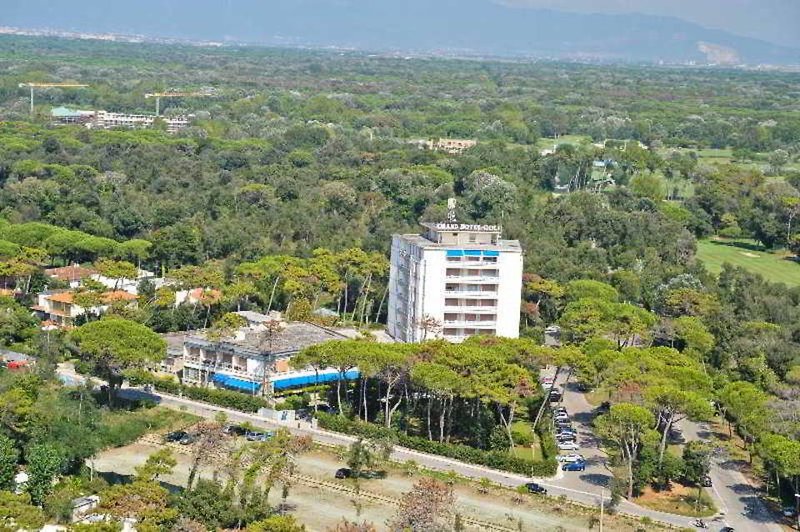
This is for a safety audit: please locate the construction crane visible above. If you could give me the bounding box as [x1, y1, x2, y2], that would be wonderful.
[18, 82, 89, 115]
[144, 90, 216, 116]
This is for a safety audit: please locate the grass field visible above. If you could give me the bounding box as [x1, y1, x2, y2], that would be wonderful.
[696, 238, 800, 287]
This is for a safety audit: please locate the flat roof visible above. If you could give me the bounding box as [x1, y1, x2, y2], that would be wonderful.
[185, 321, 347, 358]
[395, 233, 522, 252]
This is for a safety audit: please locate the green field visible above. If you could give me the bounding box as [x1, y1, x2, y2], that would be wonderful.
[696, 238, 800, 287]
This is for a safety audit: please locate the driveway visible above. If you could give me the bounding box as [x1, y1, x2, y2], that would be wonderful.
[537, 369, 740, 530]
[680, 419, 783, 532]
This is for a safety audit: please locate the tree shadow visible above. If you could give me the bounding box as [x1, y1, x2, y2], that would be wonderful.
[579, 473, 612, 488]
[706, 239, 765, 252]
[718, 459, 748, 472]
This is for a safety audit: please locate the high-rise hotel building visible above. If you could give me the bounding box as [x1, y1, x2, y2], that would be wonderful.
[387, 222, 523, 343]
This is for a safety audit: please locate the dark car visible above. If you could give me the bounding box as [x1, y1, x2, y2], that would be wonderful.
[524, 482, 547, 495]
[165, 430, 188, 443]
[562, 460, 586, 472]
[701, 475, 712, 487]
[557, 433, 577, 442]
[335, 468, 352, 479]
[223, 424, 248, 436]
[179, 433, 197, 445]
[548, 389, 563, 402]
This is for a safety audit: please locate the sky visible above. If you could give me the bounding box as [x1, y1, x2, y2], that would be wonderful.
[500, 0, 800, 47]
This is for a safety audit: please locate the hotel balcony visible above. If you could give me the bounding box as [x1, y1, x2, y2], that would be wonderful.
[442, 319, 497, 329]
[443, 305, 497, 314]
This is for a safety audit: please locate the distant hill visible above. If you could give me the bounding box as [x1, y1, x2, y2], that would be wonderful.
[3, 0, 798, 64]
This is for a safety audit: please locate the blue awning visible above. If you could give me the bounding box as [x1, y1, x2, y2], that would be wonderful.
[213, 373, 261, 393]
[446, 250, 464, 257]
[273, 369, 360, 391]
[464, 250, 482, 256]
[482, 250, 500, 257]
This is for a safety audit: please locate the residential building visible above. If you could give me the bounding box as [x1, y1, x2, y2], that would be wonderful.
[409, 138, 477, 155]
[45, 264, 97, 288]
[90, 268, 166, 295]
[32, 290, 138, 327]
[388, 221, 523, 343]
[180, 311, 355, 395]
[432, 138, 477, 154]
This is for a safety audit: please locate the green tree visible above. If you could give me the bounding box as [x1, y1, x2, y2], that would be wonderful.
[595, 404, 656, 499]
[0, 435, 18, 491]
[0, 491, 45, 531]
[245, 515, 305, 532]
[25, 443, 63, 505]
[135, 448, 176, 482]
[69, 318, 166, 401]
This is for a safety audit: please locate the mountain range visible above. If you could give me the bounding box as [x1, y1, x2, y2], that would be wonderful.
[2, 0, 798, 64]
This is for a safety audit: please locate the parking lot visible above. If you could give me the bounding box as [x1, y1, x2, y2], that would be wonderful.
[538, 371, 613, 502]
[92, 428, 662, 531]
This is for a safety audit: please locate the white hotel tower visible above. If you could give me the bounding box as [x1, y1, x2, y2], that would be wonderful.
[387, 215, 523, 343]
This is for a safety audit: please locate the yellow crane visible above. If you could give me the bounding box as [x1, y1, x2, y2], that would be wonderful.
[144, 90, 215, 116]
[18, 82, 89, 115]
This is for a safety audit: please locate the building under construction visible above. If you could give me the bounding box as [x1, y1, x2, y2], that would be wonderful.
[50, 106, 192, 133]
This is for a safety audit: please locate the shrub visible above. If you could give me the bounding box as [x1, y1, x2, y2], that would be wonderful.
[134, 373, 269, 413]
[316, 413, 557, 477]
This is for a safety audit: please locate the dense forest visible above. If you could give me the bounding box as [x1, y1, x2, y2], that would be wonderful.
[0, 34, 798, 528]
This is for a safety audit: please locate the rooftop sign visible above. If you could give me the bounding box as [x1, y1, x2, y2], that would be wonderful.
[427, 222, 502, 232]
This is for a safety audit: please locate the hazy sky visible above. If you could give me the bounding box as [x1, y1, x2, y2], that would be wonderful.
[500, 0, 800, 47]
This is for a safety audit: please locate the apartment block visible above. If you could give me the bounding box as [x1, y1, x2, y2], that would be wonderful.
[387, 222, 523, 343]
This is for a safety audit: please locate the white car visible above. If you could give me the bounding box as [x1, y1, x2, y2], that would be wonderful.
[556, 453, 584, 463]
[558, 441, 580, 451]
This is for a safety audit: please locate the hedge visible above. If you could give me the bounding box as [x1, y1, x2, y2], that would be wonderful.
[131, 373, 269, 413]
[316, 413, 557, 477]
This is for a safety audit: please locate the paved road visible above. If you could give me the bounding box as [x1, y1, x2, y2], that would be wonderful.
[679, 419, 783, 532]
[59, 363, 773, 530]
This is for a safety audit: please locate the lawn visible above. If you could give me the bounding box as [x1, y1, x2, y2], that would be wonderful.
[510, 420, 542, 460]
[696, 238, 800, 287]
[535, 135, 592, 151]
[636, 484, 716, 518]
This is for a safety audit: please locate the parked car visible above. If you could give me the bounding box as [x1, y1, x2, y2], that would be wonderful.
[562, 460, 586, 472]
[556, 427, 576, 435]
[334, 467, 383, 479]
[179, 433, 197, 445]
[701, 475, 712, 487]
[554, 415, 570, 423]
[548, 389, 562, 402]
[223, 424, 248, 436]
[553, 406, 567, 414]
[782, 506, 796, 517]
[554, 422, 573, 430]
[556, 433, 577, 443]
[558, 441, 580, 451]
[540, 376, 555, 388]
[556, 453, 584, 463]
[246, 430, 274, 442]
[524, 482, 547, 494]
[164, 430, 188, 443]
